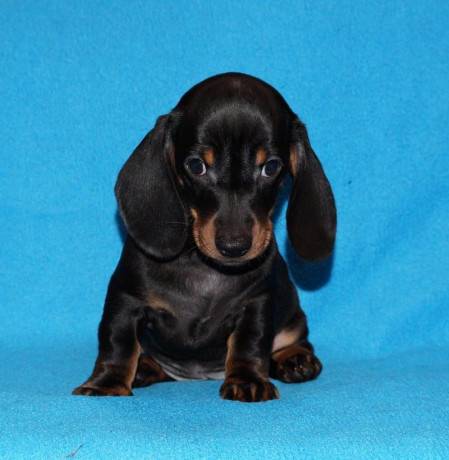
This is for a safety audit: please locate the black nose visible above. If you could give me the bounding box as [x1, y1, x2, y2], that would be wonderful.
[215, 235, 252, 258]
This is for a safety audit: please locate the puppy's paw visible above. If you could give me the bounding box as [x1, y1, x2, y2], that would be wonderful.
[72, 385, 133, 397]
[220, 377, 279, 402]
[271, 346, 322, 383]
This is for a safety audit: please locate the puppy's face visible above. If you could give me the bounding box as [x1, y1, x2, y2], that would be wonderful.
[172, 104, 289, 264]
[115, 73, 336, 264]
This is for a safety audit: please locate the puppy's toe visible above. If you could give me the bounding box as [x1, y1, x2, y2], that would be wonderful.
[72, 385, 133, 396]
[220, 378, 279, 402]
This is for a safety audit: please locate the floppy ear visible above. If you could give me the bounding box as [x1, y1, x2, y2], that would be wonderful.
[286, 118, 337, 262]
[115, 114, 188, 259]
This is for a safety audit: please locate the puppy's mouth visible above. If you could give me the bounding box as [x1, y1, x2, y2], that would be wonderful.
[191, 212, 273, 265]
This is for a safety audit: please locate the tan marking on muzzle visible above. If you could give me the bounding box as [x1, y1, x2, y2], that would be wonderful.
[243, 217, 272, 260]
[191, 210, 223, 259]
[191, 208, 273, 262]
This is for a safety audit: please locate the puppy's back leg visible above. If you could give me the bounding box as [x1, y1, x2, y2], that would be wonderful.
[132, 356, 173, 388]
[270, 311, 322, 384]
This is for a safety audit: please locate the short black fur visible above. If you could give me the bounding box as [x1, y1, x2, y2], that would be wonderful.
[73, 73, 336, 402]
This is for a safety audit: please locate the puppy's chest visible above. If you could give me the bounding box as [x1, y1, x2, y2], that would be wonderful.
[142, 271, 243, 354]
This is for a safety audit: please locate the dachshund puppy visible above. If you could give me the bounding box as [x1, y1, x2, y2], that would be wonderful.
[73, 73, 336, 402]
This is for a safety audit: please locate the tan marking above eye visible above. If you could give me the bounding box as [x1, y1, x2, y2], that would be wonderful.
[204, 148, 214, 166]
[256, 148, 268, 166]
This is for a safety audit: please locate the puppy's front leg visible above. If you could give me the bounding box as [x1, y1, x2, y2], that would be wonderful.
[73, 283, 142, 396]
[220, 301, 279, 402]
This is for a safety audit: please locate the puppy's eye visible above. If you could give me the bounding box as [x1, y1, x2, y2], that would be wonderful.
[185, 158, 206, 176]
[261, 160, 281, 178]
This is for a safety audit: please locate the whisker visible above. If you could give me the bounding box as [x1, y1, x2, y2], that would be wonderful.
[186, 244, 198, 254]
[166, 221, 190, 226]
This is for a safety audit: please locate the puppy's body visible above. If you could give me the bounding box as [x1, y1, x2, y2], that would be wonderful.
[111, 236, 302, 382]
[73, 73, 336, 402]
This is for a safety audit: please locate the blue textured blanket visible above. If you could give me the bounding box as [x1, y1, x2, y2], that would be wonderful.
[1, 1, 448, 459]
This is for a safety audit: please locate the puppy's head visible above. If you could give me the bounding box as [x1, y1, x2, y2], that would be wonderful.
[116, 73, 336, 264]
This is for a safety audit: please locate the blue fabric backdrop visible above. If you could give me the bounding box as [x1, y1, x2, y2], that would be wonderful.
[1, 1, 448, 459]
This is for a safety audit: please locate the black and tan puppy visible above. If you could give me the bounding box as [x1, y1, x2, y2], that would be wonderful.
[73, 73, 336, 402]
